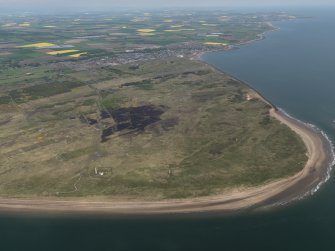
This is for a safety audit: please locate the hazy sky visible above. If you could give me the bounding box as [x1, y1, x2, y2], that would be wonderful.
[1, 0, 334, 12]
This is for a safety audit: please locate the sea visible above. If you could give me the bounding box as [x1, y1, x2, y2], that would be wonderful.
[2, 6, 335, 251]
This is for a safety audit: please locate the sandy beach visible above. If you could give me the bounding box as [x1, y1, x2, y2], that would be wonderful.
[0, 107, 332, 216]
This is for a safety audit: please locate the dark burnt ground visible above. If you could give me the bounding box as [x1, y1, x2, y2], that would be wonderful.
[101, 105, 167, 142]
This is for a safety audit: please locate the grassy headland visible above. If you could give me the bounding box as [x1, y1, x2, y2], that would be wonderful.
[0, 58, 307, 199]
[0, 10, 309, 203]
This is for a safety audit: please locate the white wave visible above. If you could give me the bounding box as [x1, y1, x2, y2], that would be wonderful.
[271, 108, 335, 207]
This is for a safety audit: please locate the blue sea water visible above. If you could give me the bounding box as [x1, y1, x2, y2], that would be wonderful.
[2, 7, 335, 251]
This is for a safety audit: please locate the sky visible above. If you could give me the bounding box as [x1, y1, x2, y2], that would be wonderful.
[0, 0, 334, 12]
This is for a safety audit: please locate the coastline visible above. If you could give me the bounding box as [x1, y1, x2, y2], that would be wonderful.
[193, 22, 280, 61]
[0, 20, 333, 217]
[0, 108, 332, 216]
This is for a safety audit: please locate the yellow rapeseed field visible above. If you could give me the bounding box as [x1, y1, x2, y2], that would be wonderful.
[47, 50, 79, 55]
[137, 29, 156, 33]
[170, 25, 184, 28]
[17, 43, 57, 48]
[69, 52, 87, 58]
[202, 24, 218, 26]
[164, 30, 181, 32]
[19, 23, 31, 27]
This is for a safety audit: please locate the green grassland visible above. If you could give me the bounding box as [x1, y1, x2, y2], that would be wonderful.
[0, 11, 304, 200]
[0, 58, 307, 199]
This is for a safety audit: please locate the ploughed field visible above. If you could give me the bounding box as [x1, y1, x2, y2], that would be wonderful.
[0, 58, 307, 199]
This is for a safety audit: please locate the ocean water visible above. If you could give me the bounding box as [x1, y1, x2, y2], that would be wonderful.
[2, 7, 335, 251]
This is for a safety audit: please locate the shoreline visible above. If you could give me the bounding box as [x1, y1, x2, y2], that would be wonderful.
[0, 20, 333, 217]
[193, 22, 280, 61]
[0, 108, 332, 217]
